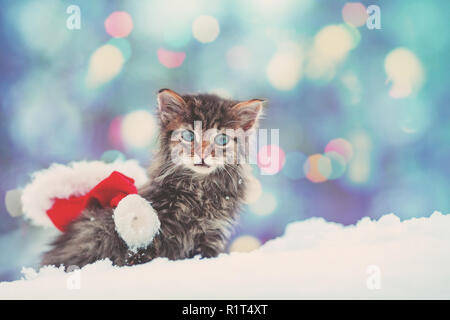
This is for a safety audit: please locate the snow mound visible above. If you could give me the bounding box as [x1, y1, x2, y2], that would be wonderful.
[1, 212, 449, 299]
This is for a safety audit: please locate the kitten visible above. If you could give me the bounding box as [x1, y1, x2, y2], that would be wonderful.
[41, 89, 264, 268]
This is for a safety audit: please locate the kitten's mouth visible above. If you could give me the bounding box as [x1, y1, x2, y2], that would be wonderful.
[194, 163, 210, 168]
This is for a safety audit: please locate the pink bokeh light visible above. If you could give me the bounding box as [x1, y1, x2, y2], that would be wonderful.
[257, 145, 286, 175]
[104, 11, 134, 38]
[324, 138, 353, 163]
[157, 48, 186, 69]
[342, 2, 368, 27]
[108, 116, 124, 150]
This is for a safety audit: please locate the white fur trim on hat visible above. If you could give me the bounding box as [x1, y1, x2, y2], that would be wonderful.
[21, 160, 149, 228]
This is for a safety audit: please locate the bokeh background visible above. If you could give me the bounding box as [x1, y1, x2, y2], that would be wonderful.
[1, 0, 449, 281]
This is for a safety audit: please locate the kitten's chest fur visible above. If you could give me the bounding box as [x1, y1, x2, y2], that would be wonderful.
[138, 166, 248, 260]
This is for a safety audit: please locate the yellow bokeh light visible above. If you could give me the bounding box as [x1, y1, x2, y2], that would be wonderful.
[121, 110, 157, 149]
[229, 235, 261, 253]
[385, 48, 425, 98]
[306, 24, 359, 81]
[266, 42, 303, 90]
[243, 176, 262, 204]
[86, 44, 125, 88]
[348, 131, 372, 183]
[314, 25, 355, 61]
[192, 15, 220, 43]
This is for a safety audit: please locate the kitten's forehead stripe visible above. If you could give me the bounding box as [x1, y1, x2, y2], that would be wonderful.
[179, 94, 239, 130]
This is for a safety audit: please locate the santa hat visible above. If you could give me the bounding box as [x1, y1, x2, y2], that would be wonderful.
[21, 160, 149, 231]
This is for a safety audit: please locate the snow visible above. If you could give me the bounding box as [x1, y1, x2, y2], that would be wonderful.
[0, 211, 449, 299]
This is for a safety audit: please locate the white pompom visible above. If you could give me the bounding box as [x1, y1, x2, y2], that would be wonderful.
[113, 194, 160, 252]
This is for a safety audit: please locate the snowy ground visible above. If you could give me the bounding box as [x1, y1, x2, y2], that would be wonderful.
[0, 212, 449, 299]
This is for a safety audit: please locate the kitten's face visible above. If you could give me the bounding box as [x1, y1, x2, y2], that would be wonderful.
[157, 89, 264, 175]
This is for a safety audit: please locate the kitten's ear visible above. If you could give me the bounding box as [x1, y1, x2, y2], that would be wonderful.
[231, 99, 265, 131]
[157, 88, 187, 124]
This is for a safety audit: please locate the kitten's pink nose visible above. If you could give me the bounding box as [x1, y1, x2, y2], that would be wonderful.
[194, 141, 213, 164]
[195, 141, 210, 159]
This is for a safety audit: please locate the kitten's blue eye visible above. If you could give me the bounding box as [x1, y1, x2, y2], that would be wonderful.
[181, 130, 195, 142]
[214, 133, 230, 146]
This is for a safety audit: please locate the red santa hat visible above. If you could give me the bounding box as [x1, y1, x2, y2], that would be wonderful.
[21, 160, 149, 231]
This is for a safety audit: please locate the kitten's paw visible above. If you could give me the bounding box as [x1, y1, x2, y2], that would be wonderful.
[113, 194, 160, 251]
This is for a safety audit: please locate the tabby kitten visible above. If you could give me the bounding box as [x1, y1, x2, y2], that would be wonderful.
[41, 89, 264, 268]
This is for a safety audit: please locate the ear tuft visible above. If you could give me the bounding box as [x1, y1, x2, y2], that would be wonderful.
[231, 99, 265, 131]
[157, 89, 187, 125]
